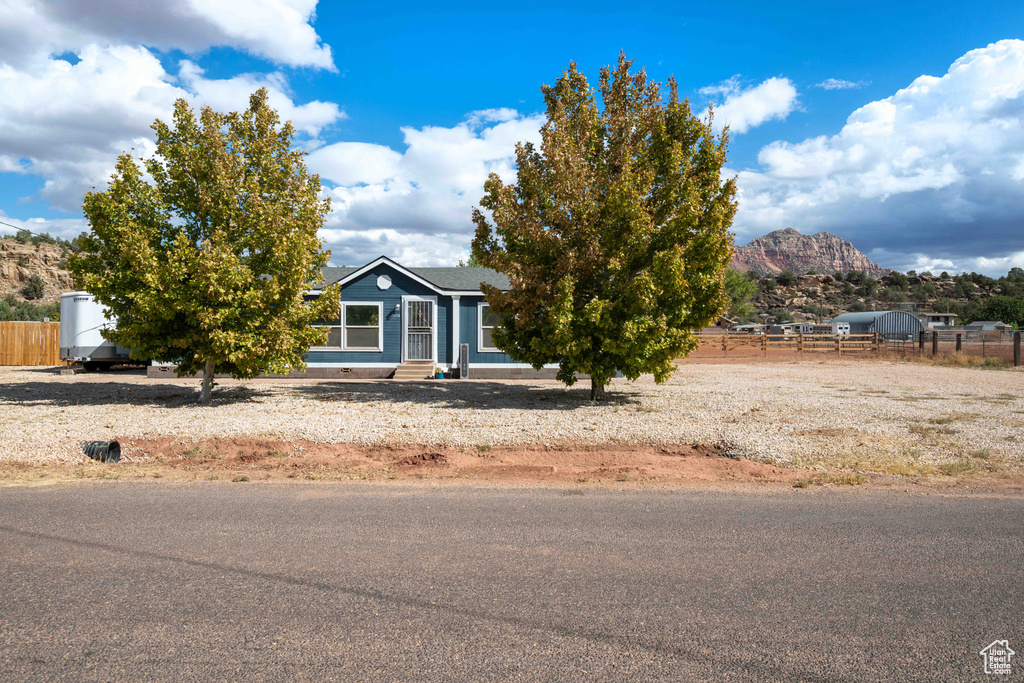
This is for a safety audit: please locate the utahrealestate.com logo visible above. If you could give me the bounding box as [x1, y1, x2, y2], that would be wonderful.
[980, 640, 1014, 675]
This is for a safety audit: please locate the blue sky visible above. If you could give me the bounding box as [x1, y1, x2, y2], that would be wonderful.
[2, 1, 1024, 273]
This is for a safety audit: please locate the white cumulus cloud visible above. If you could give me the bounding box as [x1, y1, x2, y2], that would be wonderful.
[733, 39, 1024, 274]
[701, 76, 799, 134]
[307, 112, 545, 266]
[0, 0, 334, 70]
[0, 46, 345, 214]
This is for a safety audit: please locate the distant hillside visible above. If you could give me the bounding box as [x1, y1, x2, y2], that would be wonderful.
[0, 236, 75, 305]
[732, 228, 890, 278]
[730, 269, 1024, 327]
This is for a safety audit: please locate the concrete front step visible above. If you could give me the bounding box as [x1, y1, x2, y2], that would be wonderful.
[392, 363, 436, 380]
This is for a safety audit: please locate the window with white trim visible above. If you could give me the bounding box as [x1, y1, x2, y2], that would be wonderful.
[478, 302, 500, 352]
[342, 302, 383, 351]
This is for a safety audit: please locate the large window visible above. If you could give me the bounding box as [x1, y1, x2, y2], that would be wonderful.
[342, 302, 383, 351]
[478, 302, 501, 352]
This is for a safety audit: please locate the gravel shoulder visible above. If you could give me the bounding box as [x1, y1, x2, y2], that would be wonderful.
[1, 362, 1023, 487]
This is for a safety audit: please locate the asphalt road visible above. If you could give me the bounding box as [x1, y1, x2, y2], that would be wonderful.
[0, 484, 1021, 681]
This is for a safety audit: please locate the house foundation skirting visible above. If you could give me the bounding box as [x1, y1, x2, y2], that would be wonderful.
[147, 365, 396, 380]
[146, 365, 572, 380]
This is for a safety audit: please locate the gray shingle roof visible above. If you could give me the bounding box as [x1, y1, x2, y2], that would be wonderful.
[314, 261, 509, 292]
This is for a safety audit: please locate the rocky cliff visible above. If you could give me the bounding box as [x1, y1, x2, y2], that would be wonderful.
[732, 228, 889, 277]
[0, 238, 76, 304]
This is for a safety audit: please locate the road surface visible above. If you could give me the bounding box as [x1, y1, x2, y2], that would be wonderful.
[0, 483, 1021, 681]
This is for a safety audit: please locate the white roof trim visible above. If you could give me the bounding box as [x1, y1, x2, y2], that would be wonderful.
[330, 256, 484, 296]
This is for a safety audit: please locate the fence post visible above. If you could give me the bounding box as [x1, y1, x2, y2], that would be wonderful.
[931, 331, 938, 356]
[1015, 331, 1021, 367]
[836, 335, 841, 357]
[722, 335, 727, 356]
[918, 330, 925, 353]
[955, 333, 962, 353]
[762, 332, 767, 357]
[874, 332, 879, 354]
[798, 333, 803, 357]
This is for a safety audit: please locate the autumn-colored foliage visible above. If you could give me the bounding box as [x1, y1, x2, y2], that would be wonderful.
[472, 55, 736, 399]
[70, 89, 338, 401]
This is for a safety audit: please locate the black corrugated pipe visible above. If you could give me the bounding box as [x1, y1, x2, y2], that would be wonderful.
[83, 440, 120, 463]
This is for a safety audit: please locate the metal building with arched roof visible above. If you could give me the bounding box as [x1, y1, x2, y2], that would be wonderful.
[831, 310, 925, 341]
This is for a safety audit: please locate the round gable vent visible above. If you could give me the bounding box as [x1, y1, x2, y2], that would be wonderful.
[376, 274, 393, 290]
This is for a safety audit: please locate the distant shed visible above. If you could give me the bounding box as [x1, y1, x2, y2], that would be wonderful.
[831, 310, 924, 340]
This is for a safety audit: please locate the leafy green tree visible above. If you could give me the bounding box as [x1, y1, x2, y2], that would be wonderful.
[70, 90, 338, 401]
[472, 55, 736, 400]
[457, 253, 483, 267]
[974, 296, 1024, 327]
[723, 267, 757, 320]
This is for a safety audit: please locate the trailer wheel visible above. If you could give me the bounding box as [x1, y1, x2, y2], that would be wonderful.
[83, 361, 101, 372]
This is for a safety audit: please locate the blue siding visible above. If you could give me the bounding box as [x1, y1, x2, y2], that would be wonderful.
[305, 261, 524, 367]
[307, 264, 449, 365]
[459, 296, 515, 364]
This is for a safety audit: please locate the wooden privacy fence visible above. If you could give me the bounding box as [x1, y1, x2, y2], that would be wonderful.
[696, 332, 880, 357]
[0, 321, 60, 366]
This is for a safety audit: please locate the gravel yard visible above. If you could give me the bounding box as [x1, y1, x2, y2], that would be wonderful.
[2, 362, 1022, 473]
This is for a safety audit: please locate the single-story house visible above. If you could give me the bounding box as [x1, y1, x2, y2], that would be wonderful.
[302, 256, 557, 379]
[918, 311, 957, 329]
[964, 320, 1011, 332]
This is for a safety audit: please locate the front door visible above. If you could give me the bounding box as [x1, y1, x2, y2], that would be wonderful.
[405, 298, 434, 361]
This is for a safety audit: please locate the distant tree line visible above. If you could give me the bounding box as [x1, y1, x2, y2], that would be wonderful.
[0, 294, 58, 322]
[723, 266, 1024, 327]
[8, 228, 89, 255]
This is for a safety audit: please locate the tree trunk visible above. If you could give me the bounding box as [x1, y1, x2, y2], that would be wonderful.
[200, 359, 215, 402]
[590, 378, 606, 401]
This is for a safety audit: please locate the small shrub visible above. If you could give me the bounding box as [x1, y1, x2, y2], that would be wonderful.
[21, 275, 45, 300]
[777, 270, 798, 287]
[232, 475, 250, 482]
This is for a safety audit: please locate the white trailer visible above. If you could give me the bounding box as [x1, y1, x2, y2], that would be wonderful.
[59, 292, 135, 371]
